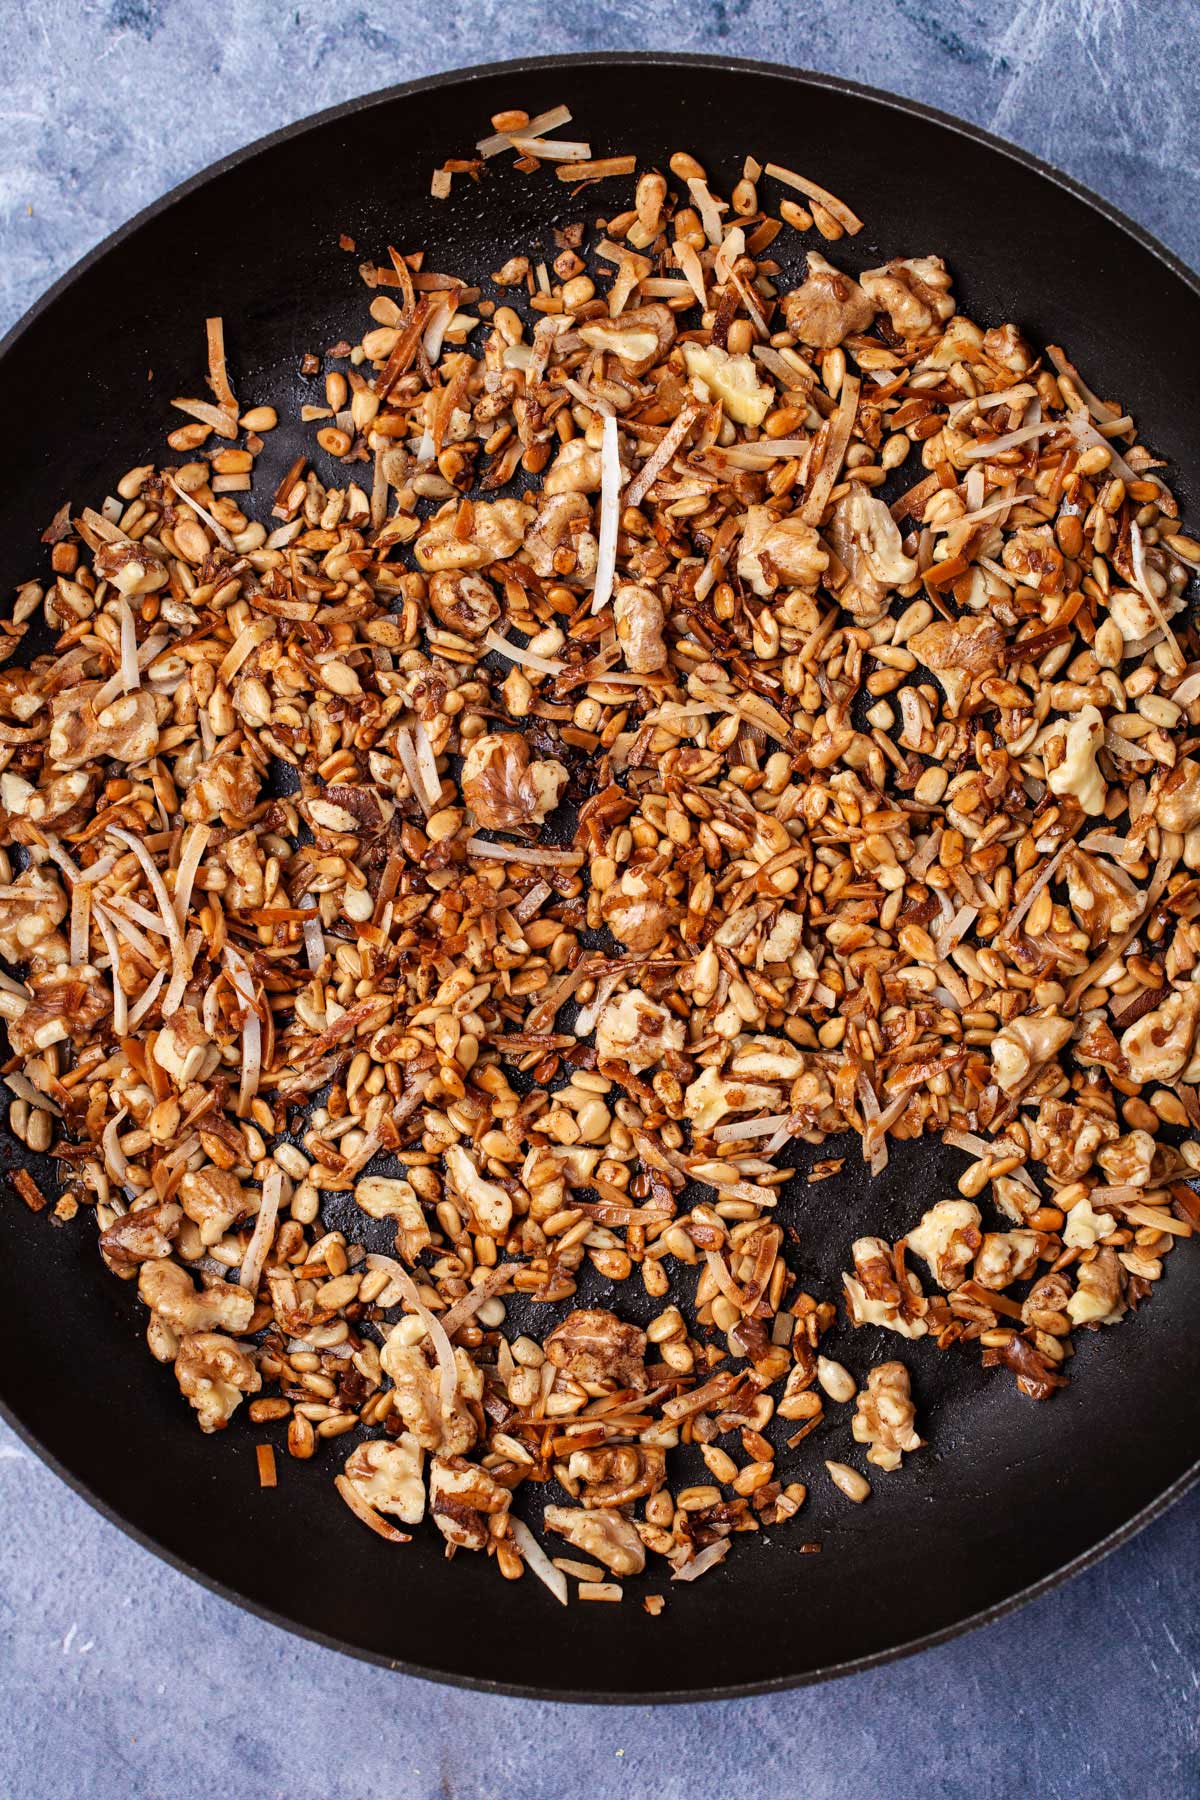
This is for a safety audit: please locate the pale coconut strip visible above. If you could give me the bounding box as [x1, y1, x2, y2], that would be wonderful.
[205, 316, 239, 418]
[409, 719, 444, 815]
[934, 902, 979, 961]
[171, 823, 210, 929]
[103, 896, 168, 946]
[69, 881, 90, 967]
[1045, 346, 1121, 423]
[959, 419, 1065, 461]
[589, 414, 622, 614]
[438, 1265, 518, 1337]
[334, 1474, 412, 1543]
[928, 485, 1028, 533]
[218, 618, 275, 687]
[965, 465, 985, 514]
[364, 1254, 459, 1410]
[40, 836, 83, 885]
[394, 724, 435, 816]
[97, 904, 160, 973]
[559, 375, 616, 417]
[100, 1107, 129, 1183]
[422, 293, 457, 364]
[126, 967, 167, 1032]
[169, 396, 238, 438]
[222, 947, 262, 1106]
[672, 1538, 730, 1582]
[164, 472, 236, 550]
[1065, 412, 1173, 510]
[712, 1112, 790, 1143]
[728, 264, 770, 338]
[92, 905, 128, 1036]
[801, 374, 860, 526]
[689, 683, 793, 747]
[942, 1127, 1039, 1193]
[687, 176, 725, 245]
[238, 1163, 282, 1297]
[301, 895, 326, 973]
[704, 1247, 748, 1310]
[4, 1072, 62, 1115]
[763, 162, 863, 234]
[1130, 519, 1185, 673]
[506, 135, 592, 162]
[639, 278, 696, 299]
[465, 837, 583, 867]
[116, 596, 140, 693]
[996, 838, 1076, 942]
[109, 830, 188, 1017]
[624, 402, 702, 509]
[1171, 667, 1200, 705]
[857, 1071, 888, 1176]
[477, 106, 573, 156]
[673, 239, 708, 311]
[753, 343, 816, 388]
[507, 1517, 569, 1605]
[948, 383, 1038, 427]
[483, 628, 566, 675]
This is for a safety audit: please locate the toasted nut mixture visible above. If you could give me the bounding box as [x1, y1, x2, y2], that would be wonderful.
[4, 111, 1200, 1603]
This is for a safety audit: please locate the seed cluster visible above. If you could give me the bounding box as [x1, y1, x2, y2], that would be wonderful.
[3, 110, 1200, 1602]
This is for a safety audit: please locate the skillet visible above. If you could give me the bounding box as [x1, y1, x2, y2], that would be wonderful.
[1, 52, 1198, 1702]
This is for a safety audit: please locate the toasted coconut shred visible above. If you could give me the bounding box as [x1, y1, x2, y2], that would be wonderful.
[5, 110, 1200, 1604]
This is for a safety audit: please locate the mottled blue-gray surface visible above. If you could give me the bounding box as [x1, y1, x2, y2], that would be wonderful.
[3, 4, 1200, 1797]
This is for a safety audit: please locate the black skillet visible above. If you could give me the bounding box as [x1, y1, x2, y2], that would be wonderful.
[1, 53, 1198, 1703]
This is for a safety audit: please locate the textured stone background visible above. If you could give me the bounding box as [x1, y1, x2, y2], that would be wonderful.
[3, 5, 1200, 1797]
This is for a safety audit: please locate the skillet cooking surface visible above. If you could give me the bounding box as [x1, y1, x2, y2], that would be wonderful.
[1, 53, 1198, 1701]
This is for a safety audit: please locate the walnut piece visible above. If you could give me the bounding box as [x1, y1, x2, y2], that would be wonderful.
[342, 1436, 426, 1526]
[98, 1200, 182, 1269]
[973, 1230, 1043, 1290]
[138, 1259, 255, 1338]
[577, 304, 676, 377]
[178, 1166, 249, 1247]
[851, 1362, 922, 1471]
[545, 1308, 648, 1390]
[544, 437, 603, 495]
[828, 489, 918, 620]
[1046, 705, 1106, 815]
[601, 867, 674, 950]
[683, 343, 773, 426]
[460, 731, 567, 830]
[379, 1332, 481, 1453]
[1067, 1246, 1127, 1327]
[174, 1331, 261, 1433]
[595, 988, 684, 1072]
[429, 1454, 511, 1551]
[614, 583, 667, 673]
[1120, 982, 1200, 1084]
[904, 1199, 981, 1290]
[781, 252, 875, 349]
[427, 571, 500, 639]
[354, 1175, 432, 1261]
[522, 493, 597, 581]
[414, 497, 532, 572]
[49, 684, 160, 770]
[543, 1504, 646, 1575]
[565, 1445, 666, 1507]
[859, 256, 955, 337]
[737, 507, 828, 599]
[990, 1013, 1074, 1094]
[444, 1143, 512, 1237]
[843, 1236, 928, 1338]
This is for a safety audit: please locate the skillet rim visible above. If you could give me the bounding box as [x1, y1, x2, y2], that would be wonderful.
[1, 48, 1198, 1704]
